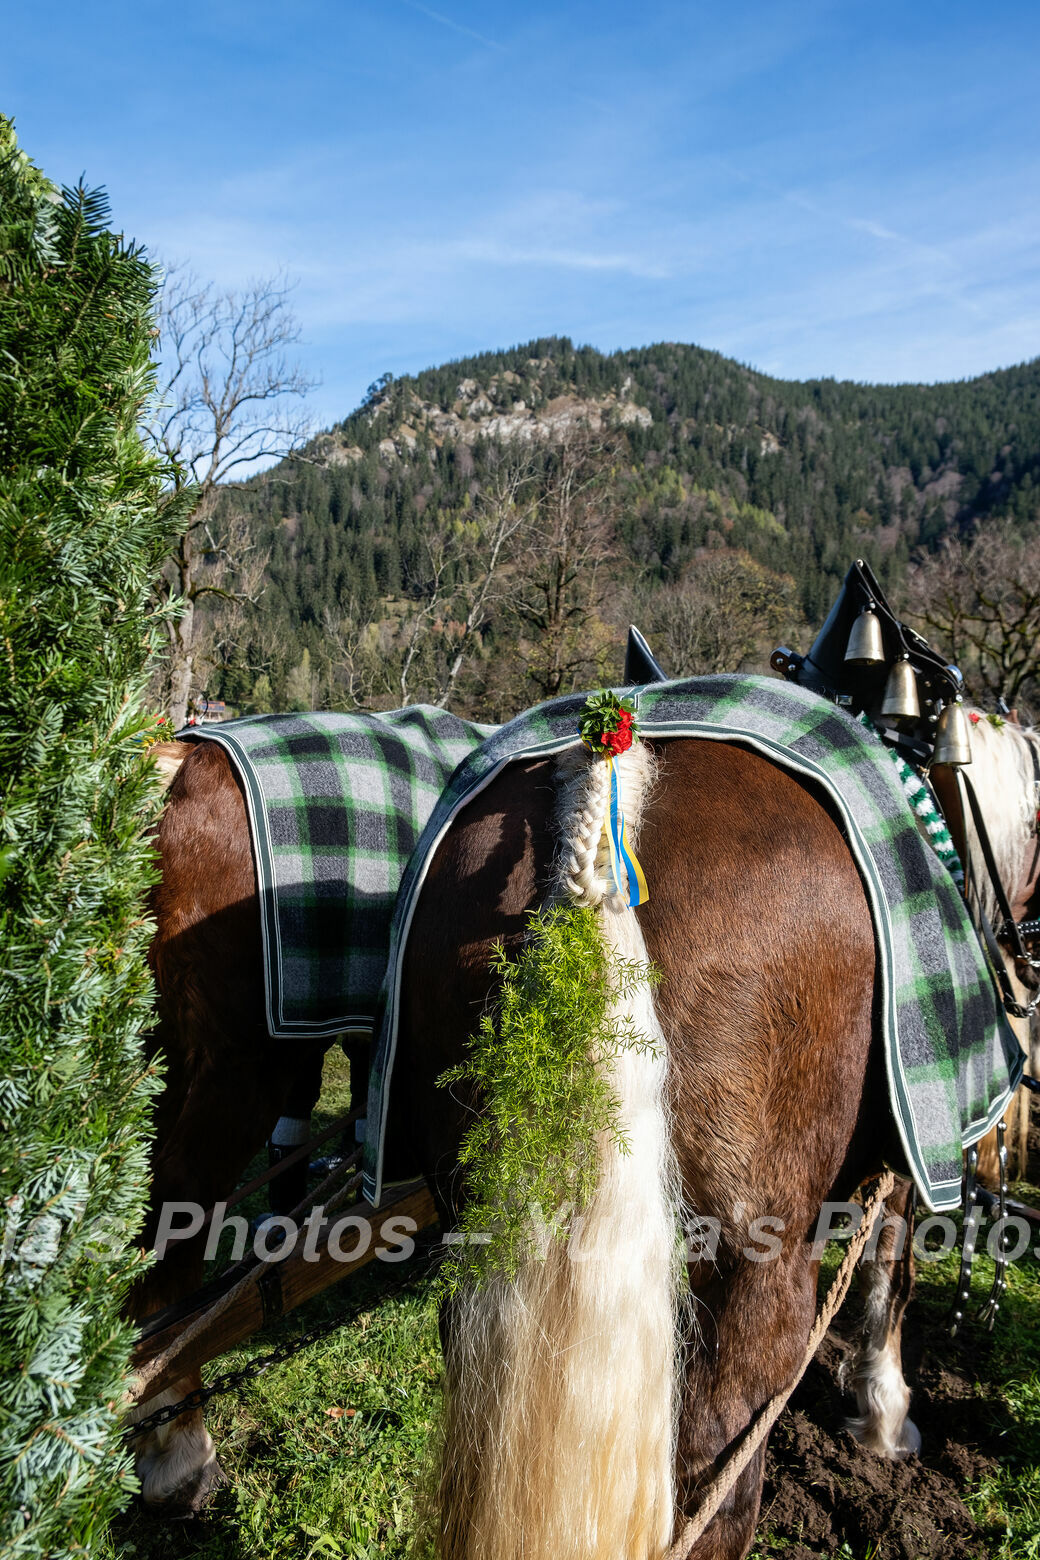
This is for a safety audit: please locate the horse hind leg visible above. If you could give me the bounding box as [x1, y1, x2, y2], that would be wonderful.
[129, 1025, 284, 1512]
[845, 1176, 921, 1459]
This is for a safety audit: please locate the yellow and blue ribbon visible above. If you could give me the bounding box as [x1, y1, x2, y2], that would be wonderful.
[605, 755, 649, 907]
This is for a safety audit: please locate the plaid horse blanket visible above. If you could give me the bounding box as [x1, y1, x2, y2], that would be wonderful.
[363, 674, 1023, 1211]
[183, 708, 492, 1037]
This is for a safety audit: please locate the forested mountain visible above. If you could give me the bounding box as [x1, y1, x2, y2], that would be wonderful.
[199, 337, 1040, 720]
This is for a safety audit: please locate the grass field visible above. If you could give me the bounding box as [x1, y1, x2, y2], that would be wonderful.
[926, 1238, 1040, 1559]
[105, 1056, 1040, 1560]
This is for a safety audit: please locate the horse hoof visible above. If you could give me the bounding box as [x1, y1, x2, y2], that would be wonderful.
[845, 1411, 921, 1460]
[144, 1456, 226, 1518]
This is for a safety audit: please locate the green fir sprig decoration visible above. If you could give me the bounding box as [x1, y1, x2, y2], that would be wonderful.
[133, 712, 176, 748]
[437, 903, 659, 1290]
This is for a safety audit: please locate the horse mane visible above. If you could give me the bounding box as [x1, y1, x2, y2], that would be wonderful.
[960, 713, 1040, 925]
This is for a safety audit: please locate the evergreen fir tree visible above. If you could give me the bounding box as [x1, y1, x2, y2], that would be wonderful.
[0, 120, 189, 1553]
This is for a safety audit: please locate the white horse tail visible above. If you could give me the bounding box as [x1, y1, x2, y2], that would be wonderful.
[148, 740, 194, 792]
[437, 740, 681, 1560]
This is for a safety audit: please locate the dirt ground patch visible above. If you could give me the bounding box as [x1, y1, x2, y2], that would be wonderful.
[752, 1282, 1011, 1558]
[752, 1104, 1040, 1559]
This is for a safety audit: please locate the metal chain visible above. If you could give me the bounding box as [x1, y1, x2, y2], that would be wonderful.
[977, 1118, 1010, 1330]
[126, 1256, 438, 1441]
[948, 1142, 981, 1337]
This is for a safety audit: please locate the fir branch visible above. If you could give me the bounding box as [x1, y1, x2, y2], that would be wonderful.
[438, 903, 659, 1290]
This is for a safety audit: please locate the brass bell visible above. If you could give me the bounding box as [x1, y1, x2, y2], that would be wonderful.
[932, 700, 973, 767]
[880, 657, 921, 722]
[845, 607, 885, 666]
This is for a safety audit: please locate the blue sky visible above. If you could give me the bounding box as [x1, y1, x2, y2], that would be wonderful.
[5, 0, 1040, 430]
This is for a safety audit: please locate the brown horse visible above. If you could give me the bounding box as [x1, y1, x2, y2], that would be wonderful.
[127, 704, 1038, 1530]
[386, 717, 1040, 1560]
[127, 738, 340, 1510]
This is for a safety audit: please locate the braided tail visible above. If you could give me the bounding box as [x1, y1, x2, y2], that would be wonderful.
[436, 740, 681, 1560]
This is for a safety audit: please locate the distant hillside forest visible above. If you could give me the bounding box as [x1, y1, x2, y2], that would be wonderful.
[188, 337, 1040, 722]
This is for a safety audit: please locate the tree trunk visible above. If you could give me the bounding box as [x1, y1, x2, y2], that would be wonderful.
[167, 601, 195, 729]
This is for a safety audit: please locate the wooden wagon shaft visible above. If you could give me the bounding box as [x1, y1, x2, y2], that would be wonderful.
[196, 1108, 362, 1234]
[135, 1153, 366, 1345]
[130, 1180, 437, 1402]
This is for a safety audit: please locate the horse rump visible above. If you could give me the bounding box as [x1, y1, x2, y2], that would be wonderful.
[147, 739, 194, 791]
[395, 736, 889, 1560]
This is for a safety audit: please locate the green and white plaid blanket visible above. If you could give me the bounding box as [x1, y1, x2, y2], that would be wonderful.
[364, 675, 1023, 1211]
[184, 708, 492, 1038]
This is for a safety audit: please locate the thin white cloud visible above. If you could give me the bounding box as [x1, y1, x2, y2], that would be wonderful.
[398, 0, 505, 51]
[452, 237, 669, 280]
[131, 81, 1040, 420]
[847, 217, 901, 242]
[721, 161, 960, 275]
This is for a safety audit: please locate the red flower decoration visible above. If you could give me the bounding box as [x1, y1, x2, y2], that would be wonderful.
[600, 726, 633, 756]
[968, 712, 981, 724]
[579, 690, 639, 758]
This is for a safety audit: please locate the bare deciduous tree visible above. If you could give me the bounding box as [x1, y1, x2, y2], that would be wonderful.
[431, 447, 536, 706]
[645, 550, 803, 677]
[506, 427, 620, 701]
[321, 445, 537, 711]
[150, 267, 314, 725]
[905, 523, 1040, 717]
[322, 598, 381, 710]
[192, 510, 272, 703]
